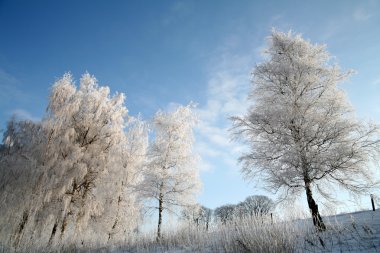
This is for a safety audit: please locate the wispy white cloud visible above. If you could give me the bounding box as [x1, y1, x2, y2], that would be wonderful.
[318, 19, 344, 42]
[353, 8, 372, 21]
[194, 35, 256, 174]
[197, 155, 214, 172]
[195, 141, 223, 158]
[0, 68, 29, 105]
[0, 68, 18, 83]
[371, 77, 380, 86]
[352, 0, 378, 22]
[161, 0, 194, 26]
[171, 1, 193, 14]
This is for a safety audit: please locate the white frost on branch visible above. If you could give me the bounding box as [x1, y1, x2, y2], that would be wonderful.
[138, 104, 201, 239]
[0, 73, 148, 250]
[231, 30, 380, 229]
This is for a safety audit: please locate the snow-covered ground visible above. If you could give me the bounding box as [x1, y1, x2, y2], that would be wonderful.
[299, 210, 380, 252]
[100, 210, 380, 253]
[2, 210, 379, 252]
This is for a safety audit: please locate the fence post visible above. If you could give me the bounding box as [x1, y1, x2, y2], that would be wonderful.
[270, 213, 273, 224]
[370, 194, 375, 211]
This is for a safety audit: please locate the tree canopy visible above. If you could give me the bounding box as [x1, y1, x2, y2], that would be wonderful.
[0, 73, 148, 250]
[231, 30, 380, 230]
[137, 104, 201, 239]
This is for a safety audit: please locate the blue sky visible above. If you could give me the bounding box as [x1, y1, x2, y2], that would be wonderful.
[1, 0, 380, 212]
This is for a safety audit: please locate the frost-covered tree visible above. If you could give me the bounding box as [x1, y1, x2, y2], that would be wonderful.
[40, 73, 143, 246]
[0, 73, 148, 251]
[199, 205, 212, 231]
[138, 104, 201, 239]
[181, 204, 212, 230]
[181, 204, 201, 225]
[96, 118, 148, 243]
[239, 195, 275, 217]
[214, 204, 235, 225]
[231, 30, 380, 230]
[0, 118, 46, 250]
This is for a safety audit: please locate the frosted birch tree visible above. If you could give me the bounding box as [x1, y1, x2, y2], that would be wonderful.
[0, 73, 148, 250]
[231, 30, 380, 230]
[41, 73, 136, 246]
[41, 74, 147, 243]
[138, 104, 201, 239]
[181, 204, 212, 230]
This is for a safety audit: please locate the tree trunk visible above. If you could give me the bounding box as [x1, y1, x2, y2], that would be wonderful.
[305, 182, 326, 231]
[157, 182, 164, 241]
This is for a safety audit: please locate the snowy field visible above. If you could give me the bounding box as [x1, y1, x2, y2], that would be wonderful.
[0, 209, 379, 253]
[92, 210, 380, 253]
[299, 210, 380, 252]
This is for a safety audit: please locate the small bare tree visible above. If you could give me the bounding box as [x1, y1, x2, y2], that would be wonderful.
[231, 30, 380, 230]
